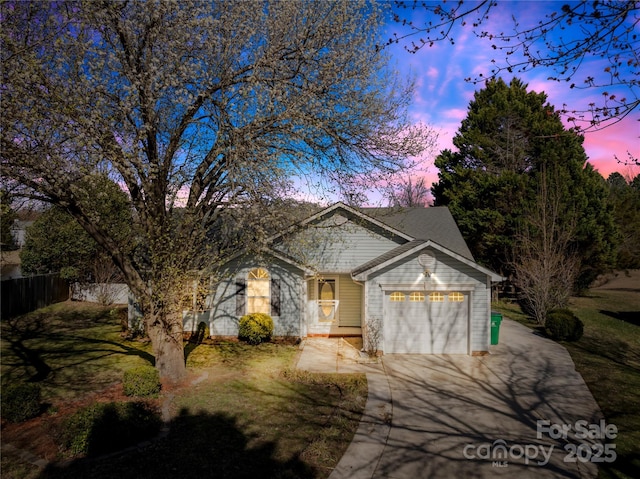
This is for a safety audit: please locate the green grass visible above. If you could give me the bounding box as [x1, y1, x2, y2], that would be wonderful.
[1, 302, 154, 402]
[1, 302, 367, 479]
[493, 290, 640, 479]
[567, 291, 640, 479]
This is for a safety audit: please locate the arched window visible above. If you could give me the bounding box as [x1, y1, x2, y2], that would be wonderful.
[390, 292, 406, 302]
[428, 292, 444, 302]
[409, 292, 425, 302]
[448, 292, 464, 302]
[247, 268, 270, 314]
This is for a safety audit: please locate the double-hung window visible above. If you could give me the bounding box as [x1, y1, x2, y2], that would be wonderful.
[236, 268, 281, 316]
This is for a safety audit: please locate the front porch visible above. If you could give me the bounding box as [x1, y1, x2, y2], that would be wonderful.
[306, 274, 363, 338]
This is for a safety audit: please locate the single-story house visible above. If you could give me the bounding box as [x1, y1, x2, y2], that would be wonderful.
[198, 202, 504, 355]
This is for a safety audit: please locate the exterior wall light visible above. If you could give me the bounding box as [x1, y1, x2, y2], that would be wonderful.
[418, 251, 436, 279]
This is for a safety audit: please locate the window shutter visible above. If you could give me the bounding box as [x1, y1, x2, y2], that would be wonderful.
[270, 279, 281, 317]
[235, 279, 246, 316]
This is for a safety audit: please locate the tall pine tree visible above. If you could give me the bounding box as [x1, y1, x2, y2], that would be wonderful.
[432, 78, 616, 291]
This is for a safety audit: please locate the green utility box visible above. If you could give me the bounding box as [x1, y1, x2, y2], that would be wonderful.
[490, 312, 503, 345]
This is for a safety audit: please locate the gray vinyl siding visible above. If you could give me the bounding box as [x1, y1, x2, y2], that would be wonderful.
[366, 248, 490, 352]
[277, 215, 403, 273]
[210, 255, 305, 337]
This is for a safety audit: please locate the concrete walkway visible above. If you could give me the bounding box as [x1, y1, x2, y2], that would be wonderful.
[296, 320, 603, 479]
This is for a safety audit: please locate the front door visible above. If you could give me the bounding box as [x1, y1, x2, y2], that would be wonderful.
[318, 278, 338, 323]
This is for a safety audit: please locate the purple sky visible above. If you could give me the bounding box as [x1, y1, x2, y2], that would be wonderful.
[383, 1, 640, 192]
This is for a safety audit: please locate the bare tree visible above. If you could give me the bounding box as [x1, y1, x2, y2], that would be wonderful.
[1, 1, 432, 383]
[386, 175, 430, 207]
[91, 254, 125, 306]
[363, 316, 383, 358]
[512, 168, 579, 325]
[388, 1, 639, 141]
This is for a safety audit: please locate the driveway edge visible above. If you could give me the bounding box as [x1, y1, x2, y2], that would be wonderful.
[329, 371, 392, 479]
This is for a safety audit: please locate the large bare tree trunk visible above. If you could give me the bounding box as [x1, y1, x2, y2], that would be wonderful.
[144, 302, 187, 385]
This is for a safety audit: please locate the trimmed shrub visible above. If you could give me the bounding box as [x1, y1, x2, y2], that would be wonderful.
[238, 313, 274, 345]
[61, 401, 161, 456]
[0, 382, 41, 423]
[546, 309, 584, 341]
[123, 366, 161, 398]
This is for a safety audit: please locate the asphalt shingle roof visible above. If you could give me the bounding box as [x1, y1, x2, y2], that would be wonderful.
[361, 206, 474, 261]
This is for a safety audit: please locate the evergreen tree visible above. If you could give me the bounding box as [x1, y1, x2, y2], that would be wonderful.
[21, 175, 133, 281]
[21, 207, 98, 280]
[0, 190, 17, 250]
[607, 173, 640, 269]
[432, 78, 617, 290]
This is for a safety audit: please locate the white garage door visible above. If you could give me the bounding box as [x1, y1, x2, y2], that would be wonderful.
[384, 291, 468, 354]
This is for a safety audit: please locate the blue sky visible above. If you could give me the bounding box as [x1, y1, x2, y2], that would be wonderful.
[382, 1, 640, 193]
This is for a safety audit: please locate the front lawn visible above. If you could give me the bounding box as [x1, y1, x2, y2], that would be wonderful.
[493, 272, 640, 479]
[1, 302, 367, 479]
[1, 302, 154, 403]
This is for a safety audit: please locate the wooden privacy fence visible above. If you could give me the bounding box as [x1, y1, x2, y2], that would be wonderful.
[1, 274, 69, 319]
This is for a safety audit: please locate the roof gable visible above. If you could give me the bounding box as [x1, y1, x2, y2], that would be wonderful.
[270, 202, 475, 260]
[221, 202, 499, 281]
[269, 202, 413, 245]
[352, 239, 504, 282]
[274, 208, 406, 274]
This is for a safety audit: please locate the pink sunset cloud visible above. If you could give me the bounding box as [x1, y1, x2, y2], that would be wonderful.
[584, 122, 640, 178]
[384, 1, 639, 187]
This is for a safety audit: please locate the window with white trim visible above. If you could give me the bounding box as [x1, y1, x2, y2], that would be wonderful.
[247, 268, 270, 314]
[409, 292, 425, 302]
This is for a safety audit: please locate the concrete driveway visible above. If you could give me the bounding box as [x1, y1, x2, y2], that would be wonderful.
[322, 320, 603, 479]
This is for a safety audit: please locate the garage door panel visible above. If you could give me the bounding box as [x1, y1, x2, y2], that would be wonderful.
[429, 299, 467, 354]
[386, 300, 429, 353]
[384, 291, 468, 354]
